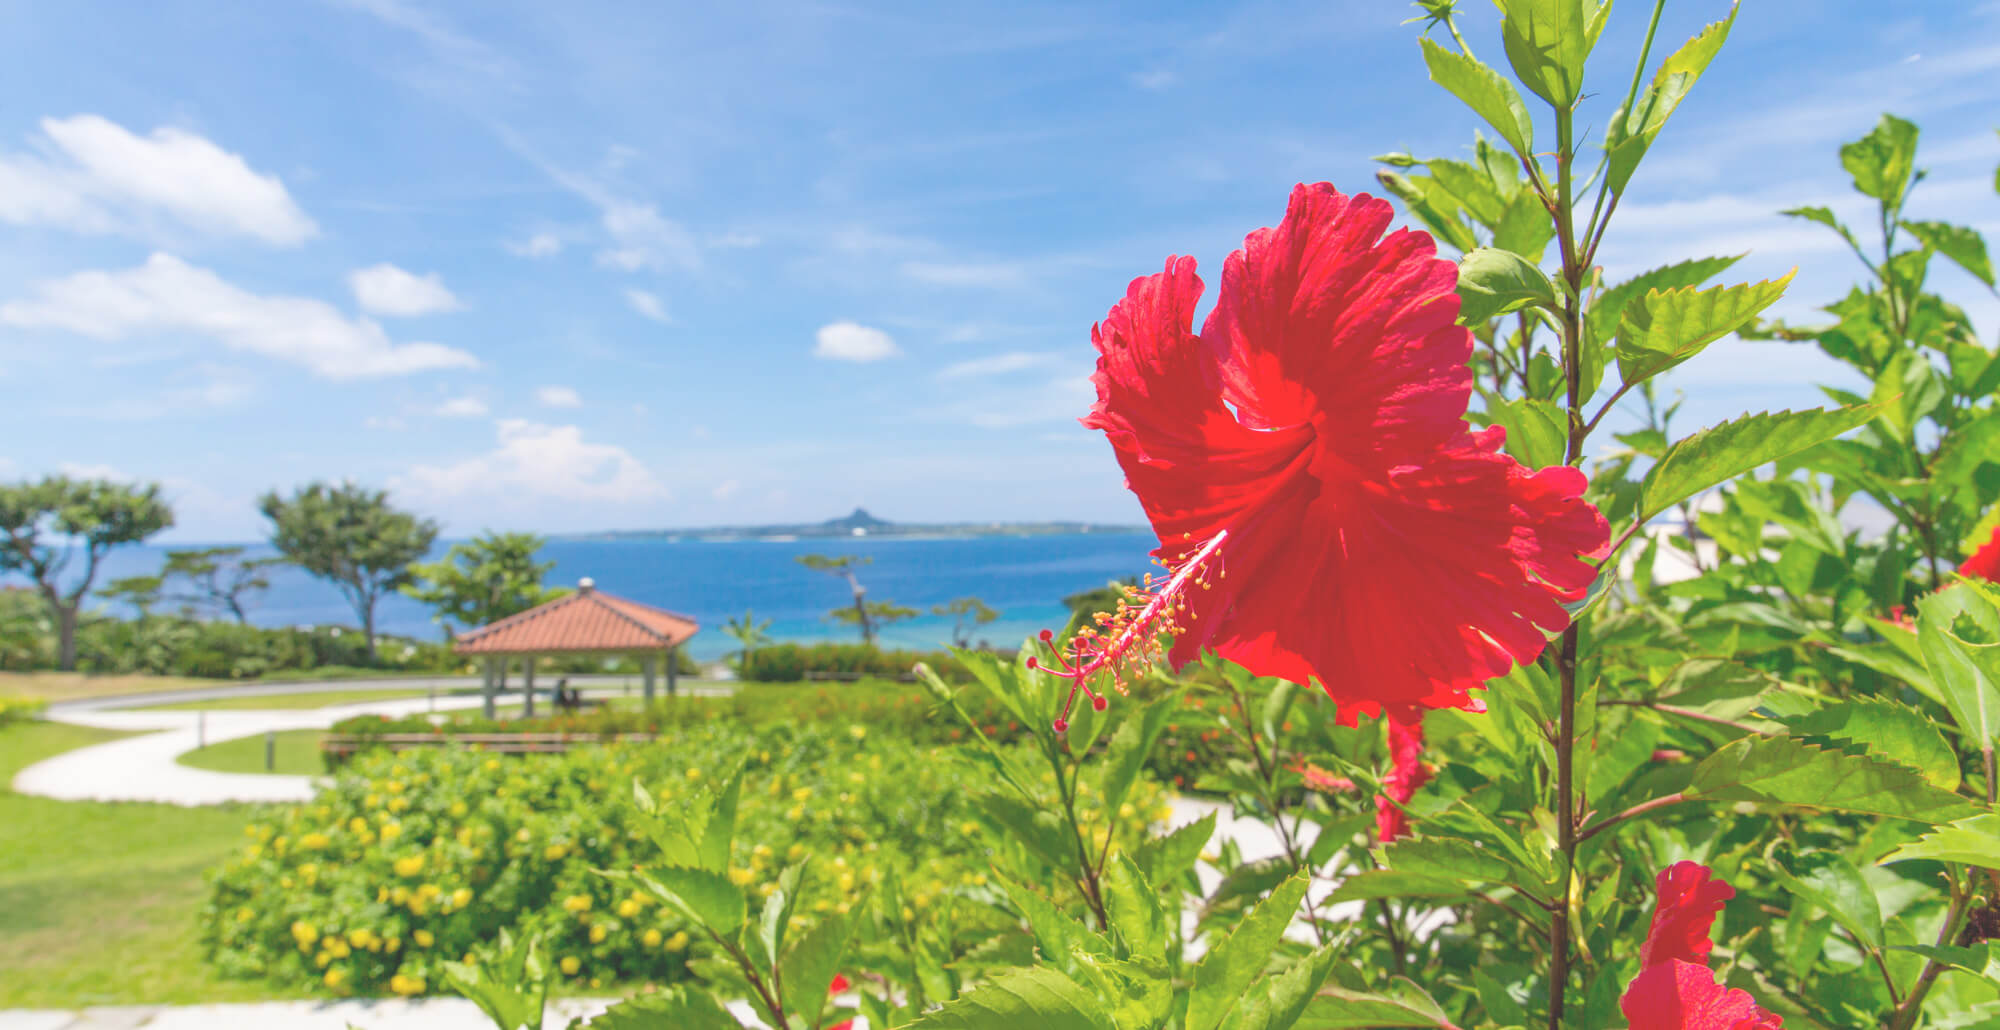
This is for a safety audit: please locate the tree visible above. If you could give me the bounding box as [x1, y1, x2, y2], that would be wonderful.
[829, 600, 917, 639]
[722, 608, 773, 666]
[932, 596, 999, 648]
[259, 481, 437, 660]
[797, 553, 879, 644]
[162, 546, 282, 623]
[402, 532, 561, 636]
[0, 476, 174, 671]
[98, 574, 166, 618]
[1061, 577, 1138, 623]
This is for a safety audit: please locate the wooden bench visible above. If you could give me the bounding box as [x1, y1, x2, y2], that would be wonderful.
[322, 732, 657, 759]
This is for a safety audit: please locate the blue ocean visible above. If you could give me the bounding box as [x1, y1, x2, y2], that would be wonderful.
[48, 533, 1162, 662]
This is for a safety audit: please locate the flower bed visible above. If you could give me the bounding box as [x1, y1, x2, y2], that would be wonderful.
[203, 719, 1165, 997]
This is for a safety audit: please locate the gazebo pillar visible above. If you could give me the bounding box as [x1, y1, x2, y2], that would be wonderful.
[667, 645, 679, 698]
[523, 659, 536, 718]
[481, 656, 498, 719]
[642, 653, 658, 705]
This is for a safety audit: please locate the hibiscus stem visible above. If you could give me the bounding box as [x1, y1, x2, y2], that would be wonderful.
[1890, 868, 1972, 1030]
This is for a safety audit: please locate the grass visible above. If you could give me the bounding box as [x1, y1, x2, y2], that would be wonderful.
[177, 729, 330, 776]
[0, 672, 212, 703]
[134, 688, 459, 712]
[0, 719, 301, 1007]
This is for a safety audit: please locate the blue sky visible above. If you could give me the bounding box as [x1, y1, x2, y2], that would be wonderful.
[1, 0, 1996, 542]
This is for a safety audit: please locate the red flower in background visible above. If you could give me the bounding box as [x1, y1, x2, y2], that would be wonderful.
[827, 973, 854, 1030]
[1374, 714, 1431, 842]
[1621, 862, 1782, 1030]
[1961, 519, 2000, 582]
[1040, 183, 1608, 727]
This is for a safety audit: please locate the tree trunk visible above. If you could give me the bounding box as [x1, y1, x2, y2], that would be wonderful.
[852, 593, 873, 645]
[56, 604, 79, 672]
[228, 598, 248, 624]
[361, 600, 378, 661]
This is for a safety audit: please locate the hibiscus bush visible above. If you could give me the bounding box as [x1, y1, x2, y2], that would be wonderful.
[424, 4, 1999, 1029]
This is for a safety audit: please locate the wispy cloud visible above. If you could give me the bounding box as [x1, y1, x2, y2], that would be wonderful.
[504, 231, 562, 257]
[0, 114, 316, 244]
[398, 419, 667, 503]
[433, 395, 488, 417]
[349, 263, 464, 317]
[901, 260, 1030, 289]
[1, 253, 478, 380]
[937, 351, 1058, 379]
[814, 321, 900, 362]
[624, 288, 671, 323]
[536, 385, 583, 408]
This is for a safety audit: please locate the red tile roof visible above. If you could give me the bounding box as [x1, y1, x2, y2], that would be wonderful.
[453, 584, 698, 654]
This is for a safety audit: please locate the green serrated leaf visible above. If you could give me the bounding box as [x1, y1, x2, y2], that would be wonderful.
[1302, 978, 1457, 1027]
[1102, 854, 1169, 966]
[627, 865, 748, 935]
[905, 967, 1114, 1030]
[1603, 6, 1737, 195]
[1376, 836, 1519, 885]
[1881, 814, 2000, 871]
[1216, 940, 1341, 1030]
[1783, 697, 1960, 791]
[755, 860, 807, 971]
[1615, 272, 1795, 386]
[779, 909, 856, 1029]
[1420, 38, 1534, 158]
[440, 927, 550, 1030]
[1494, 0, 1610, 108]
[1842, 114, 1921, 205]
[1457, 247, 1558, 325]
[1769, 848, 1884, 949]
[978, 792, 1079, 872]
[1916, 586, 2000, 749]
[1587, 254, 1743, 350]
[1133, 812, 1215, 889]
[698, 763, 745, 874]
[1903, 220, 1995, 287]
[1100, 697, 1174, 816]
[1687, 735, 1978, 824]
[1188, 870, 1311, 1030]
[1327, 869, 1475, 905]
[1638, 406, 1876, 525]
[1487, 398, 1568, 469]
[1000, 876, 1112, 979]
[572, 986, 743, 1029]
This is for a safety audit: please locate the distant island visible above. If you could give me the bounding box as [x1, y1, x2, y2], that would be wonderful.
[574, 508, 1149, 542]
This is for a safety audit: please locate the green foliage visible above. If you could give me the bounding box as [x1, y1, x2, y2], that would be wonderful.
[0, 475, 175, 669]
[161, 546, 283, 624]
[259, 481, 438, 657]
[1455, 247, 1557, 324]
[403, 532, 562, 635]
[1418, 39, 1532, 157]
[1637, 405, 1877, 525]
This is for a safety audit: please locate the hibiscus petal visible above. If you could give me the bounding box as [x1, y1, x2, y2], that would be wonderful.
[1962, 516, 2000, 582]
[1203, 182, 1473, 459]
[1620, 960, 1783, 1030]
[1643, 862, 1737, 969]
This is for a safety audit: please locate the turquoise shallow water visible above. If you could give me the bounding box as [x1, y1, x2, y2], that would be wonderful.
[46, 532, 1162, 661]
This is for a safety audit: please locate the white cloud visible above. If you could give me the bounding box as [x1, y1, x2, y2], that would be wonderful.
[597, 201, 700, 272]
[814, 321, 900, 362]
[0, 114, 316, 245]
[712, 479, 740, 501]
[57, 461, 128, 482]
[708, 230, 762, 249]
[349, 263, 463, 317]
[366, 414, 408, 431]
[927, 374, 1095, 428]
[938, 351, 1057, 379]
[399, 419, 667, 503]
[505, 232, 562, 257]
[0, 253, 478, 380]
[901, 260, 1029, 288]
[1130, 69, 1177, 90]
[536, 385, 582, 408]
[434, 395, 488, 417]
[625, 288, 670, 323]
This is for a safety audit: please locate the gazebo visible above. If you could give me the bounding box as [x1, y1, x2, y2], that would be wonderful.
[452, 577, 700, 718]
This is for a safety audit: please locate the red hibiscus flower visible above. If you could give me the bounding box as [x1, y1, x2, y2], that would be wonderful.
[827, 973, 854, 1030]
[1962, 519, 2000, 582]
[1374, 713, 1431, 842]
[1034, 183, 1608, 727]
[1621, 862, 1781, 1030]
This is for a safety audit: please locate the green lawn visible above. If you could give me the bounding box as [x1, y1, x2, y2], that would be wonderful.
[177, 729, 330, 776]
[134, 688, 455, 712]
[0, 720, 303, 1007]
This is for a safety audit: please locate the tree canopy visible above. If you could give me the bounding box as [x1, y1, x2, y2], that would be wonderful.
[403, 531, 562, 635]
[0, 476, 174, 670]
[259, 481, 436, 659]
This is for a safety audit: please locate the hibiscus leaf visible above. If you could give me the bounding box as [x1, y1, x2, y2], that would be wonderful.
[1098, 694, 1175, 816]
[1915, 584, 2000, 749]
[1419, 38, 1534, 159]
[1686, 735, 1978, 824]
[573, 987, 742, 1030]
[1456, 247, 1558, 325]
[1881, 814, 2000, 872]
[1637, 405, 1877, 526]
[1215, 939, 1341, 1030]
[778, 907, 856, 1030]
[976, 792, 1078, 872]
[904, 966, 1113, 1030]
[1101, 854, 1170, 966]
[1841, 114, 1921, 204]
[1614, 272, 1795, 387]
[1133, 811, 1217, 889]
[618, 865, 748, 936]
[999, 874, 1112, 981]
[1326, 869, 1474, 905]
[1767, 848, 1885, 950]
[1602, 5, 1737, 195]
[1585, 253, 1744, 350]
[1493, 0, 1610, 109]
[1487, 397, 1568, 469]
[1779, 697, 1960, 791]
[1187, 870, 1311, 1030]
[1375, 836, 1519, 886]
[1903, 220, 1996, 287]
[1301, 978, 1457, 1027]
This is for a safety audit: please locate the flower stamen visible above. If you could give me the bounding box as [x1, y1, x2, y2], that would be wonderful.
[1030, 530, 1228, 731]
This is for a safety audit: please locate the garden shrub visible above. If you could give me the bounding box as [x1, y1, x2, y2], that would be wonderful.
[204, 720, 1166, 997]
[735, 642, 982, 683]
[0, 696, 44, 727]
